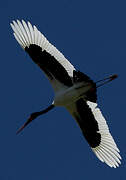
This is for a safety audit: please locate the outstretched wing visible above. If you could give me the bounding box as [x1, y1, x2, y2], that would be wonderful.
[66, 98, 121, 168]
[10, 20, 75, 92]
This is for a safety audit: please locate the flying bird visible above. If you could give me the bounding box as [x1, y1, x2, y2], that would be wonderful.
[10, 20, 121, 168]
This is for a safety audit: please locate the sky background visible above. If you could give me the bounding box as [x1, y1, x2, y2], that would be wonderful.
[0, 0, 126, 179]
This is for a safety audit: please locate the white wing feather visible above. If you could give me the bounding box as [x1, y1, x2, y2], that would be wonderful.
[10, 20, 75, 77]
[66, 101, 121, 168]
[87, 101, 121, 168]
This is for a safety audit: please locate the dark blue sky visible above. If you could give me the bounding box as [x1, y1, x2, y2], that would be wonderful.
[1, 0, 126, 179]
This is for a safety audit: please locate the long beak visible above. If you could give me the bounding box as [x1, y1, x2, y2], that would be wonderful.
[16, 112, 40, 134]
[96, 74, 118, 88]
[16, 104, 55, 134]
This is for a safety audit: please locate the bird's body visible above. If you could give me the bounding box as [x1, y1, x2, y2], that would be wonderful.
[54, 81, 93, 107]
[11, 20, 121, 168]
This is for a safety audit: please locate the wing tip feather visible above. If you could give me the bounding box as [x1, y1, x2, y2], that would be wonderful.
[87, 101, 121, 168]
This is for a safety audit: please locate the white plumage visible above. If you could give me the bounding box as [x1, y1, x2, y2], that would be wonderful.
[11, 20, 75, 77]
[87, 101, 121, 167]
[10, 20, 121, 168]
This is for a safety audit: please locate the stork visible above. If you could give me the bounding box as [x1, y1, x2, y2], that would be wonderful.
[10, 20, 121, 168]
